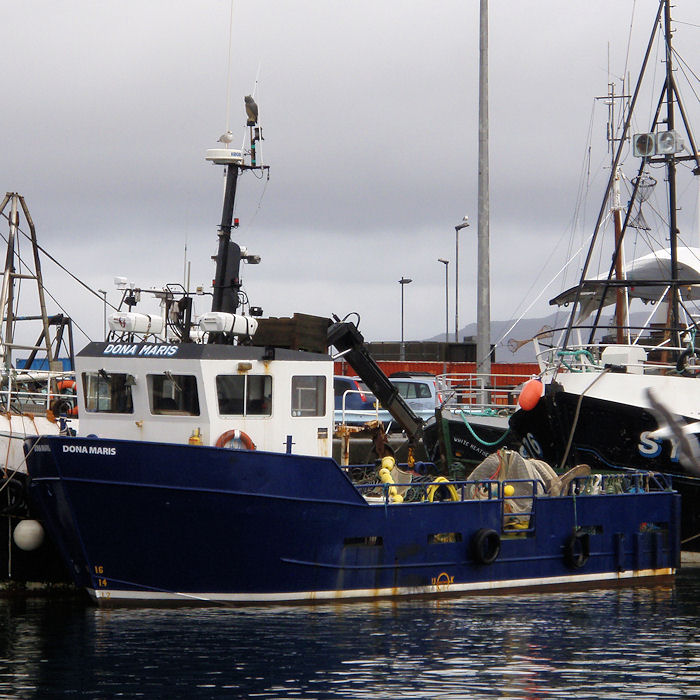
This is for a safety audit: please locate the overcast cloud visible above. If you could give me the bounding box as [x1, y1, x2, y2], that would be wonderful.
[2, 1, 699, 354]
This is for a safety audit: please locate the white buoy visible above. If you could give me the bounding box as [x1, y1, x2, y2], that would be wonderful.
[13, 519, 45, 551]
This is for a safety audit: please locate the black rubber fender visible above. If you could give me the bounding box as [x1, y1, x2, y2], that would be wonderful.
[564, 530, 590, 569]
[1, 478, 27, 517]
[471, 528, 501, 565]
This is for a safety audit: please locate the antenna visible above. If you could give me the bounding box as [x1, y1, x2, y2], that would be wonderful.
[182, 235, 189, 290]
[204, 3, 270, 338]
[224, 0, 235, 134]
[242, 64, 264, 162]
[595, 80, 630, 163]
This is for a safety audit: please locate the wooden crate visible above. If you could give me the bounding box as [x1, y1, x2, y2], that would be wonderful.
[252, 313, 330, 353]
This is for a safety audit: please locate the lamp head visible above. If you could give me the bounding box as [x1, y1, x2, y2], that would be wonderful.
[455, 215, 470, 231]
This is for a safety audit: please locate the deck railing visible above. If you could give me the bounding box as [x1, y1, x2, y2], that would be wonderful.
[335, 389, 380, 425]
[436, 372, 534, 415]
[529, 324, 695, 376]
[350, 471, 673, 507]
[0, 370, 76, 415]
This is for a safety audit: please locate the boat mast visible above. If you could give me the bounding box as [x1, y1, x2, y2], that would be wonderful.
[0, 193, 55, 375]
[612, 170, 626, 343]
[207, 96, 268, 344]
[601, 78, 631, 344]
[664, 0, 680, 347]
[0, 194, 19, 374]
[211, 162, 242, 318]
[559, 0, 665, 353]
[560, 0, 700, 357]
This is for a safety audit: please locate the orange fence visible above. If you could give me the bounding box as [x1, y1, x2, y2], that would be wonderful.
[333, 360, 539, 384]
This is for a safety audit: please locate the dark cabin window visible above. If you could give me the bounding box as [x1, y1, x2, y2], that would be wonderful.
[82, 371, 134, 414]
[216, 375, 272, 416]
[291, 376, 326, 417]
[147, 374, 200, 416]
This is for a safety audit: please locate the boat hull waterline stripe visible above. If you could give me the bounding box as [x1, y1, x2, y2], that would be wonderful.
[91, 568, 675, 604]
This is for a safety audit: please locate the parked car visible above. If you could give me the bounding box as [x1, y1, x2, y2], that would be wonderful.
[333, 376, 376, 412]
[388, 374, 440, 414]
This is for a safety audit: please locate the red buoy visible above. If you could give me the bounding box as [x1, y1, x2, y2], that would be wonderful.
[518, 378, 543, 411]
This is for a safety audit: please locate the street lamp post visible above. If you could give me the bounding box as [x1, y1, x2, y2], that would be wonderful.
[399, 277, 412, 361]
[437, 259, 449, 343]
[454, 216, 470, 342]
[98, 289, 107, 341]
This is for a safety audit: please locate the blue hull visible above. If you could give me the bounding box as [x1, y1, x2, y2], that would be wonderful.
[25, 436, 681, 605]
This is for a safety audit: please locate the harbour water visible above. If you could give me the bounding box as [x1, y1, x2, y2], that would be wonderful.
[1, 568, 699, 699]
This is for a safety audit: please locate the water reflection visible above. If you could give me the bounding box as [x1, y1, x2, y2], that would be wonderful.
[0, 571, 698, 698]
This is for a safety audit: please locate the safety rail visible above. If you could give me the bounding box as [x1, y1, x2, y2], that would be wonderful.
[529, 324, 696, 376]
[353, 477, 510, 505]
[0, 370, 77, 415]
[335, 389, 380, 425]
[348, 471, 673, 507]
[436, 372, 533, 415]
[568, 470, 673, 495]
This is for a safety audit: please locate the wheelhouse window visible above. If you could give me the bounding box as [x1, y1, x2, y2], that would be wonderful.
[148, 374, 200, 416]
[82, 371, 134, 414]
[216, 375, 272, 416]
[291, 376, 326, 417]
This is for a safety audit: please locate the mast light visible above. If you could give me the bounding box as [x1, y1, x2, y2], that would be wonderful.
[656, 130, 684, 155]
[633, 130, 684, 157]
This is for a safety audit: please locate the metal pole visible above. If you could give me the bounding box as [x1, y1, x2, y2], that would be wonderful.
[444, 262, 449, 344]
[18, 196, 54, 367]
[454, 218, 469, 344]
[401, 284, 404, 357]
[477, 0, 491, 378]
[438, 259, 449, 343]
[99, 289, 107, 340]
[664, 0, 679, 347]
[399, 277, 412, 361]
[1, 195, 18, 375]
[455, 228, 459, 343]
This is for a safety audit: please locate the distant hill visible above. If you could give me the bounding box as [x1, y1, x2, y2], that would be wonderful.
[427, 311, 652, 363]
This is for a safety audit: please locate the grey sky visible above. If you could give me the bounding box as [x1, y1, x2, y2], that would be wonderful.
[2, 1, 699, 354]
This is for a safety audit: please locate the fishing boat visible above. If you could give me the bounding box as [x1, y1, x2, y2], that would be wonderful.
[508, 0, 700, 552]
[23, 98, 681, 605]
[0, 193, 78, 588]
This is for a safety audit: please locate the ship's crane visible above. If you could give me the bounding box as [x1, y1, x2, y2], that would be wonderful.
[327, 317, 424, 452]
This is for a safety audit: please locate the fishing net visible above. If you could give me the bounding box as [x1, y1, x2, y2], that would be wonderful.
[466, 449, 557, 514]
[629, 174, 657, 231]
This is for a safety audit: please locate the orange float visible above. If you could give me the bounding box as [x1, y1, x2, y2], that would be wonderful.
[517, 378, 543, 411]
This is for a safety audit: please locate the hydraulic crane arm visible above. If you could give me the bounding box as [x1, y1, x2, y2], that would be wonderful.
[327, 318, 424, 445]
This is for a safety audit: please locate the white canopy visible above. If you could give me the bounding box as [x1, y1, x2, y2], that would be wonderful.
[550, 247, 700, 318]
